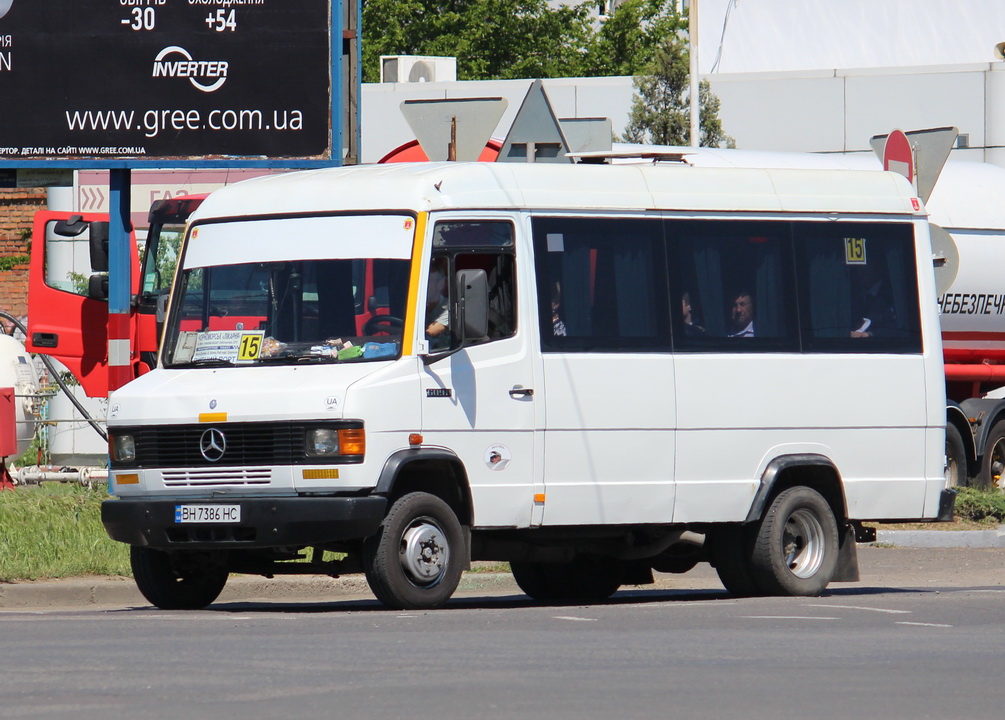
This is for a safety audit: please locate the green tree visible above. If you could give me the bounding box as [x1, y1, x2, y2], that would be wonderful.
[582, 0, 686, 76]
[361, 0, 595, 82]
[362, 0, 733, 147]
[621, 41, 735, 147]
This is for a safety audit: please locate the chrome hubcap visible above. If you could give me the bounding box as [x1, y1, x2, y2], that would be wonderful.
[782, 508, 826, 578]
[399, 518, 448, 587]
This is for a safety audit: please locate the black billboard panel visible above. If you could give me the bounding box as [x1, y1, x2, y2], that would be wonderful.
[0, 1, 332, 161]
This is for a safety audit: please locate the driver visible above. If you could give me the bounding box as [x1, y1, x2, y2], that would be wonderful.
[425, 260, 450, 348]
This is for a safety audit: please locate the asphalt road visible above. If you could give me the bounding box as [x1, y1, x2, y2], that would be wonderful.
[1, 547, 1004, 720]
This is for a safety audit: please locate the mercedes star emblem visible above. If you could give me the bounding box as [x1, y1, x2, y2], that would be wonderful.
[199, 428, 227, 462]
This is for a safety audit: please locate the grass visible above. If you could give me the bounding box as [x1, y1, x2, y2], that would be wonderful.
[0, 483, 130, 581]
[1, 483, 1003, 583]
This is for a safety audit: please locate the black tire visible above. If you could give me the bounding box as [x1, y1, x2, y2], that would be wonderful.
[130, 547, 229, 610]
[363, 492, 465, 610]
[978, 421, 1005, 489]
[945, 422, 967, 488]
[509, 561, 555, 601]
[511, 555, 623, 603]
[710, 525, 762, 597]
[750, 487, 839, 597]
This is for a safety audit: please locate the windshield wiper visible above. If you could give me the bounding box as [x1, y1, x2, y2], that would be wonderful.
[255, 354, 337, 365]
[171, 358, 236, 368]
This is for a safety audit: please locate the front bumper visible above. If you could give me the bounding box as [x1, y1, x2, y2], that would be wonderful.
[101, 495, 387, 550]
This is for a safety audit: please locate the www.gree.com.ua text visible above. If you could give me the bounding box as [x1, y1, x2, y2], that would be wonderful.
[64, 107, 305, 138]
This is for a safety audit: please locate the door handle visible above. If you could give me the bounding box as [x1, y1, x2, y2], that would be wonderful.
[32, 332, 58, 348]
[509, 387, 534, 398]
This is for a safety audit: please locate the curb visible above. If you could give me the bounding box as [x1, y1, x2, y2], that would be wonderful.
[876, 525, 1005, 549]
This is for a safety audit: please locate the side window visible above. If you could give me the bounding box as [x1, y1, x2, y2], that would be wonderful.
[430, 220, 516, 349]
[532, 216, 669, 352]
[795, 222, 921, 353]
[43, 218, 108, 298]
[672, 221, 796, 351]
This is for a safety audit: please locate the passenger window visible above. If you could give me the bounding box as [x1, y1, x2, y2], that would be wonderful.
[672, 221, 796, 351]
[430, 221, 517, 349]
[795, 223, 921, 353]
[532, 217, 669, 352]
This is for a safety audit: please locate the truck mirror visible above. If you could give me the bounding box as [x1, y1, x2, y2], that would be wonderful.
[88, 221, 110, 272]
[87, 274, 109, 300]
[53, 215, 88, 237]
[457, 269, 488, 341]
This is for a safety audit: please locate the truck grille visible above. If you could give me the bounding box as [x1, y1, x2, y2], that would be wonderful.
[162, 467, 273, 487]
[122, 423, 301, 468]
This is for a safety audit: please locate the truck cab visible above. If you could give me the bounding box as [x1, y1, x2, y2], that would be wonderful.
[25, 194, 205, 398]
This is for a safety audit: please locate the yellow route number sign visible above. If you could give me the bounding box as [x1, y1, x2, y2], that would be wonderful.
[844, 237, 867, 265]
[237, 332, 265, 361]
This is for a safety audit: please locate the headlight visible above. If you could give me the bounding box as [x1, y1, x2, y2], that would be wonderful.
[110, 434, 136, 462]
[304, 427, 365, 458]
[306, 428, 340, 457]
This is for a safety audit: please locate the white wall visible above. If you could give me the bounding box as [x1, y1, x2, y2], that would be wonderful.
[363, 62, 1005, 166]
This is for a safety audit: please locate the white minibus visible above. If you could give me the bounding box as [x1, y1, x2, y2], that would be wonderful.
[101, 161, 951, 609]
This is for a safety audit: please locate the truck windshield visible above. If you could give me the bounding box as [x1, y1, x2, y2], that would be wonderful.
[162, 215, 415, 367]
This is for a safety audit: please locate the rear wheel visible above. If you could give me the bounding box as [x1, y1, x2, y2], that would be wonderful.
[710, 525, 762, 597]
[511, 555, 623, 603]
[130, 547, 229, 610]
[363, 492, 465, 610]
[750, 487, 839, 596]
[979, 421, 1005, 489]
[945, 422, 966, 488]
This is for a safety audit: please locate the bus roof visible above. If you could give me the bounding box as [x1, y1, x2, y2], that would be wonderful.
[190, 161, 923, 222]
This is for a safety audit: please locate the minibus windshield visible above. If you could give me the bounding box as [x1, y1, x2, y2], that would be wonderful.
[161, 215, 415, 367]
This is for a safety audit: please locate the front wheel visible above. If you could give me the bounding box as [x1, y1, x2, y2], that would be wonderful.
[130, 547, 229, 610]
[363, 492, 465, 610]
[750, 486, 839, 596]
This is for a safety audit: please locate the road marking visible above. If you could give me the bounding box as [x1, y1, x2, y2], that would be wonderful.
[895, 621, 953, 628]
[808, 604, 911, 614]
[743, 616, 839, 621]
[553, 616, 598, 622]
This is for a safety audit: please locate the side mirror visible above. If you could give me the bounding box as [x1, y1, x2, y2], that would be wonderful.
[87, 274, 109, 300]
[53, 215, 88, 237]
[456, 269, 488, 341]
[87, 221, 109, 271]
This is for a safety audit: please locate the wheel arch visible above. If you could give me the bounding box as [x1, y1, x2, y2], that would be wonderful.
[744, 454, 846, 526]
[375, 448, 473, 526]
[946, 402, 976, 478]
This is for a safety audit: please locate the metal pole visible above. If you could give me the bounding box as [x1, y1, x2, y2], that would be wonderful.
[107, 168, 132, 392]
[689, 0, 700, 147]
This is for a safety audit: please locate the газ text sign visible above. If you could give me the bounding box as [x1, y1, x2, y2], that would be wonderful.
[0, 0, 331, 161]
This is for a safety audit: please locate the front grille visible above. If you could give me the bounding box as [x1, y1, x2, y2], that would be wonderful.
[163, 467, 272, 487]
[111, 421, 362, 469]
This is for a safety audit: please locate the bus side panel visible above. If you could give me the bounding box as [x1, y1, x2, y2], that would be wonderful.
[539, 354, 676, 526]
[672, 354, 930, 522]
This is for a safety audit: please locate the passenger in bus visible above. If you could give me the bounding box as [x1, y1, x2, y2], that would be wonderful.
[728, 290, 755, 337]
[850, 263, 896, 338]
[425, 261, 450, 348]
[681, 291, 705, 336]
[552, 281, 567, 337]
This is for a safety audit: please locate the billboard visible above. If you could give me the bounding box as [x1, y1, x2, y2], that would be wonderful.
[0, 0, 333, 162]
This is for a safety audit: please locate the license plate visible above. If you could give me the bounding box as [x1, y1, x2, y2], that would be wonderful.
[174, 504, 241, 523]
